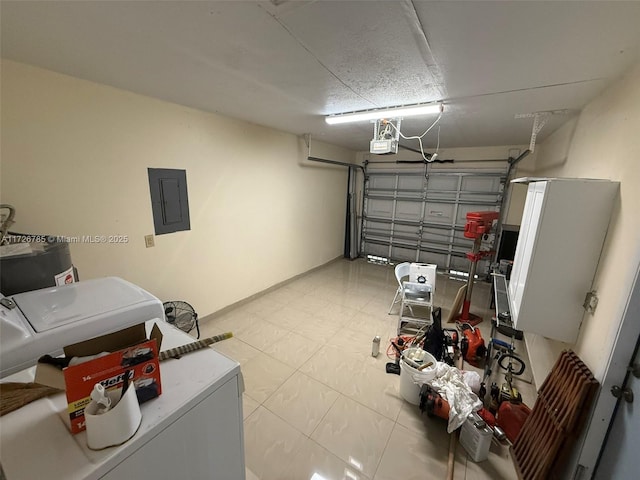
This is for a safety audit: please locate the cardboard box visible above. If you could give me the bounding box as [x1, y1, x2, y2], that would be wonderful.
[35, 323, 163, 434]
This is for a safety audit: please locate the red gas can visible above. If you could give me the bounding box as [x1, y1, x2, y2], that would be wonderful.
[496, 401, 531, 443]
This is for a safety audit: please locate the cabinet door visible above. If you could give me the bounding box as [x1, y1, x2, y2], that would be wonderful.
[509, 182, 547, 325]
[102, 376, 244, 479]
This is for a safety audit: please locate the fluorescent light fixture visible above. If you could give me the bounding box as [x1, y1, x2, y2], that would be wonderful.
[326, 103, 443, 125]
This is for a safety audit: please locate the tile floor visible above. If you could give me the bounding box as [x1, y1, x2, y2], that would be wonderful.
[200, 259, 537, 480]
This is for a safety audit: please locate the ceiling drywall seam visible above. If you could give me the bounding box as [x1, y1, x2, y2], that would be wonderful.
[402, 1, 455, 145]
[445, 78, 608, 104]
[258, 3, 377, 109]
[402, 3, 606, 105]
[403, 0, 446, 100]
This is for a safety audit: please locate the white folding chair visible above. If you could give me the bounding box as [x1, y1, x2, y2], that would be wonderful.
[398, 282, 432, 335]
[388, 262, 411, 314]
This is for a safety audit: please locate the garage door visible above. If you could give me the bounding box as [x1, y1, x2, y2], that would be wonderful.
[361, 166, 507, 275]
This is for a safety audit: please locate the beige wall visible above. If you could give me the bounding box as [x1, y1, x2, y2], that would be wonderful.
[0, 60, 356, 317]
[525, 62, 640, 383]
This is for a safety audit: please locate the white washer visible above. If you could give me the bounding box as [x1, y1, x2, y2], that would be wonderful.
[0, 277, 164, 378]
[0, 321, 245, 480]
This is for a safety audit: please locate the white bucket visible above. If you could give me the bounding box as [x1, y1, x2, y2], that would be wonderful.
[85, 385, 142, 450]
[399, 349, 437, 405]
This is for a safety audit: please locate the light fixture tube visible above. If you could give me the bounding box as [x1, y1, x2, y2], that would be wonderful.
[325, 103, 443, 125]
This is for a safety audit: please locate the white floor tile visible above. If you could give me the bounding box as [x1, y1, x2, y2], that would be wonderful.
[244, 406, 305, 480]
[243, 394, 260, 420]
[326, 326, 392, 369]
[210, 337, 261, 365]
[288, 293, 332, 315]
[235, 319, 290, 351]
[294, 318, 343, 344]
[260, 305, 310, 330]
[280, 437, 371, 480]
[463, 440, 518, 480]
[262, 331, 322, 369]
[359, 297, 396, 317]
[314, 302, 359, 325]
[345, 312, 394, 340]
[264, 371, 339, 436]
[245, 466, 260, 480]
[346, 364, 404, 421]
[374, 423, 449, 480]
[299, 344, 368, 396]
[241, 352, 294, 403]
[311, 395, 394, 478]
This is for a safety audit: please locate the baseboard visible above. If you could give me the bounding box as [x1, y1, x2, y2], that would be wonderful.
[524, 332, 570, 387]
[199, 255, 344, 324]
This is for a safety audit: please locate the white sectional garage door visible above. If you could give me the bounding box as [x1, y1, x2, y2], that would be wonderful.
[361, 166, 507, 274]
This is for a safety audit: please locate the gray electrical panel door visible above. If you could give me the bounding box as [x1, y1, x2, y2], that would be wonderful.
[148, 168, 191, 235]
[361, 166, 506, 274]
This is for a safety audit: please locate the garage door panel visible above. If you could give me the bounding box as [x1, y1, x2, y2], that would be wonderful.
[395, 200, 423, 222]
[397, 176, 425, 192]
[362, 168, 506, 272]
[458, 193, 501, 204]
[366, 230, 392, 241]
[426, 175, 459, 191]
[426, 193, 458, 204]
[418, 251, 447, 266]
[462, 176, 503, 192]
[368, 175, 397, 190]
[367, 198, 394, 217]
[364, 232, 392, 244]
[367, 243, 390, 257]
[366, 218, 391, 232]
[450, 256, 492, 276]
[391, 246, 419, 261]
[425, 202, 455, 224]
[452, 230, 473, 243]
[450, 255, 471, 271]
[393, 223, 418, 237]
[422, 227, 451, 244]
[460, 192, 502, 205]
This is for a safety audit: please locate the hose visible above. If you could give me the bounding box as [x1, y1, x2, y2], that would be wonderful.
[0, 204, 16, 244]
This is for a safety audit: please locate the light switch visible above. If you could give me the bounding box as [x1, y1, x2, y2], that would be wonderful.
[144, 235, 155, 248]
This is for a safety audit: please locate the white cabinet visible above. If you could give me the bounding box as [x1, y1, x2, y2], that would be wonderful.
[508, 178, 618, 343]
[0, 321, 245, 480]
[102, 376, 244, 480]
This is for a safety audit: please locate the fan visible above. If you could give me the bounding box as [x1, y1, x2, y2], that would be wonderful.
[163, 301, 200, 338]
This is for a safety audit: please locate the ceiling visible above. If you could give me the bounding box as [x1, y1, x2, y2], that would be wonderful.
[2, 1, 640, 153]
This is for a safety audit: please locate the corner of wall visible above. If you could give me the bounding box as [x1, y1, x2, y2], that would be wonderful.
[523, 61, 640, 384]
[534, 117, 579, 175]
